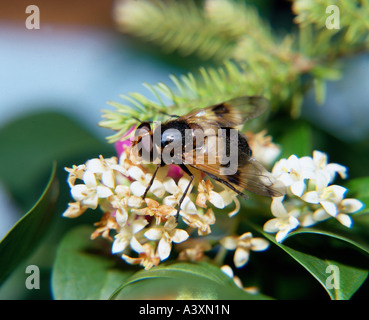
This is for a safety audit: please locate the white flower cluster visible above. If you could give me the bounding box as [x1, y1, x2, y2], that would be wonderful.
[63, 150, 243, 269]
[263, 150, 364, 242]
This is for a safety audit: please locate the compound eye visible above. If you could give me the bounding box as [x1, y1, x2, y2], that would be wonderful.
[161, 128, 182, 147]
[134, 122, 153, 152]
[135, 122, 151, 136]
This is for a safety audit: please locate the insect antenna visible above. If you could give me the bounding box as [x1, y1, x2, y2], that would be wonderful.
[159, 111, 180, 119]
[132, 116, 154, 124]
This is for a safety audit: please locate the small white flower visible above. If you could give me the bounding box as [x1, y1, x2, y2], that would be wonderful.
[312, 150, 347, 188]
[245, 130, 281, 168]
[71, 171, 113, 209]
[302, 184, 347, 217]
[181, 208, 216, 236]
[85, 156, 119, 189]
[112, 216, 148, 254]
[263, 197, 300, 242]
[196, 179, 225, 209]
[221, 232, 269, 268]
[163, 177, 197, 214]
[272, 155, 315, 197]
[128, 166, 165, 198]
[144, 217, 189, 261]
[218, 186, 240, 217]
[132, 198, 177, 224]
[62, 201, 88, 218]
[65, 164, 86, 188]
[122, 243, 160, 270]
[303, 185, 363, 227]
[109, 185, 144, 227]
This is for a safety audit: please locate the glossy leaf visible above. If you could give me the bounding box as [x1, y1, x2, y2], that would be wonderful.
[0, 163, 59, 284]
[289, 224, 369, 255]
[249, 224, 368, 300]
[111, 261, 272, 300]
[0, 111, 113, 208]
[51, 225, 132, 300]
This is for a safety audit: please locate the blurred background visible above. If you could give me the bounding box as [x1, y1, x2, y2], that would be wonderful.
[0, 0, 184, 236]
[0, 0, 368, 299]
[0, 0, 185, 298]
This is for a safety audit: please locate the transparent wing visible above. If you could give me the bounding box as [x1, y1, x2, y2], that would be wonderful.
[178, 96, 269, 128]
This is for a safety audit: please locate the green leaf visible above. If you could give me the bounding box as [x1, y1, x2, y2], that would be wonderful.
[248, 224, 368, 300]
[0, 111, 113, 208]
[0, 163, 59, 285]
[277, 121, 313, 159]
[51, 225, 132, 300]
[111, 262, 272, 300]
[345, 176, 369, 201]
[289, 223, 369, 256]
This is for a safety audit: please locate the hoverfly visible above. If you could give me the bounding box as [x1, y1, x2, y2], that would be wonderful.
[130, 96, 286, 219]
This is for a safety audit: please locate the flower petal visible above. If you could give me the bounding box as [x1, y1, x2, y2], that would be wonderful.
[270, 196, 287, 217]
[220, 265, 234, 278]
[128, 166, 144, 181]
[275, 229, 290, 243]
[112, 235, 129, 254]
[127, 196, 144, 208]
[178, 177, 192, 193]
[83, 171, 97, 187]
[115, 208, 128, 226]
[326, 163, 348, 180]
[132, 218, 149, 234]
[96, 186, 113, 198]
[234, 247, 250, 268]
[313, 208, 330, 222]
[163, 195, 178, 207]
[86, 158, 105, 173]
[144, 228, 162, 240]
[171, 229, 189, 243]
[181, 197, 197, 214]
[340, 199, 363, 214]
[196, 193, 207, 208]
[250, 238, 269, 251]
[71, 184, 88, 201]
[302, 191, 320, 204]
[130, 181, 146, 197]
[336, 214, 352, 228]
[102, 170, 115, 189]
[321, 200, 338, 217]
[150, 180, 165, 198]
[220, 236, 238, 250]
[291, 180, 305, 197]
[325, 185, 347, 203]
[158, 237, 172, 261]
[130, 236, 144, 253]
[209, 191, 225, 208]
[82, 194, 98, 209]
[163, 177, 179, 194]
[263, 218, 280, 233]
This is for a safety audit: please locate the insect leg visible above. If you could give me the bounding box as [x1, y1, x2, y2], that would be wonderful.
[142, 164, 161, 199]
[198, 170, 249, 201]
[176, 164, 194, 221]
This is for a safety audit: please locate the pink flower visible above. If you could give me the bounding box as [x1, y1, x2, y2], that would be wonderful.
[167, 165, 183, 180]
[114, 126, 136, 157]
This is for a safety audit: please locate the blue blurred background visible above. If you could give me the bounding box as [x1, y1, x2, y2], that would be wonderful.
[0, 0, 184, 240]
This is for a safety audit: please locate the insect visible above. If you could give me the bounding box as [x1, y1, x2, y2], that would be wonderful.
[130, 96, 286, 219]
